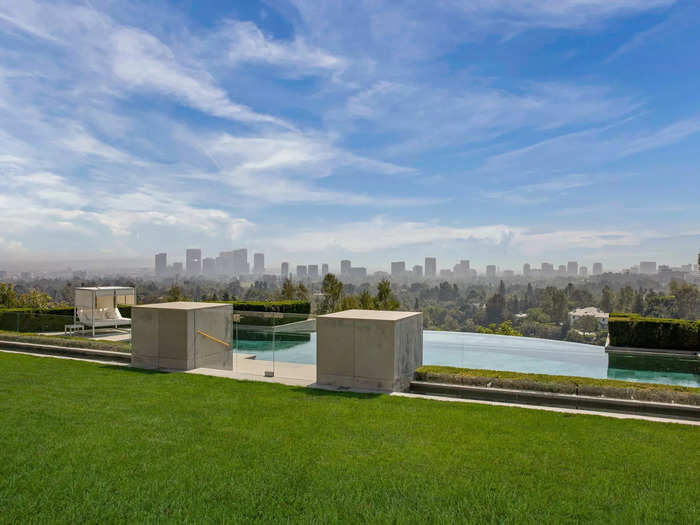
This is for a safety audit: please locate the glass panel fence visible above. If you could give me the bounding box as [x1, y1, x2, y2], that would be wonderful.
[232, 310, 316, 380]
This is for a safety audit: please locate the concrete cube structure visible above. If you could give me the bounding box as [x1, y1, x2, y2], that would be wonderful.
[316, 309, 423, 391]
[131, 302, 232, 371]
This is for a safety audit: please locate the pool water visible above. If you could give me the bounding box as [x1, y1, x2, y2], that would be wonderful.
[235, 330, 700, 387]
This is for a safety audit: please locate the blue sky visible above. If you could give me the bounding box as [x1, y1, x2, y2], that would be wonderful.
[1, 0, 699, 272]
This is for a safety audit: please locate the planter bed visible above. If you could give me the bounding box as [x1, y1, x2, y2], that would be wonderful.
[414, 365, 700, 406]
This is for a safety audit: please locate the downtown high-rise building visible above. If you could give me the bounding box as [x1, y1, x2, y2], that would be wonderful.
[340, 259, 351, 276]
[413, 265, 423, 278]
[523, 263, 531, 276]
[592, 262, 603, 275]
[453, 260, 470, 276]
[296, 265, 307, 278]
[350, 267, 367, 279]
[186, 249, 202, 276]
[321, 263, 329, 277]
[155, 253, 167, 276]
[202, 257, 216, 276]
[640, 261, 657, 274]
[486, 265, 496, 279]
[542, 262, 554, 275]
[281, 262, 289, 278]
[233, 249, 249, 275]
[424, 257, 437, 278]
[253, 253, 265, 275]
[391, 261, 406, 277]
[567, 261, 579, 276]
[308, 265, 319, 279]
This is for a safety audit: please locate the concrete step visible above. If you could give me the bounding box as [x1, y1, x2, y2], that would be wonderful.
[409, 380, 700, 421]
[0, 340, 131, 363]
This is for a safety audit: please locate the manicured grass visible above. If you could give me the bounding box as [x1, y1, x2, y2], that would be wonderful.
[1, 353, 698, 524]
[0, 330, 130, 353]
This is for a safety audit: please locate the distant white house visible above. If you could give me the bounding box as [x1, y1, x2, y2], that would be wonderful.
[568, 307, 609, 329]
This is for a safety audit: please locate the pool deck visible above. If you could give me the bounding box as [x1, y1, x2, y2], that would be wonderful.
[187, 357, 317, 387]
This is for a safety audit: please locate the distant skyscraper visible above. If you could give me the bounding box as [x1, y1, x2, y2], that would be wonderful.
[391, 261, 406, 277]
[340, 259, 351, 276]
[523, 263, 531, 276]
[413, 265, 423, 278]
[202, 257, 216, 276]
[308, 264, 319, 279]
[281, 262, 289, 278]
[453, 260, 470, 276]
[425, 257, 437, 278]
[321, 263, 329, 277]
[186, 249, 201, 276]
[350, 267, 367, 279]
[558, 265, 566, 274]
[172, 262, 183, 275]
[486, 265, 496, 278]
[155, 252, 167, 276]
[253, 253, 265, 274]
[579, 266, 588, 277]
[592, 262, 603, 275]
[233, 249, 249, 275]
[640, 261, 657, 274]
[296, 265, 307, 278]
[567, 261, 578, 276]
[541, 262, 554, 275]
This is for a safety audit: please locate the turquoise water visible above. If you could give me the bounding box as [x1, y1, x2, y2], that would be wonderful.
[235, 329, 700, 387]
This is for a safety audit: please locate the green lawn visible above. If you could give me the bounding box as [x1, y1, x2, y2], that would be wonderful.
[1, 353, 698, 524]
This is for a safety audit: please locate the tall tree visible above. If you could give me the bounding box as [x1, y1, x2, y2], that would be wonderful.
[319, 273, 344, 313]
[600, 286, 615, 313]
[375, 279, 400, 310]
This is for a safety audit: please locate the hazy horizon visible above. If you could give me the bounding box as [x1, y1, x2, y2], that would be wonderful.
[2, 1, 699, 269]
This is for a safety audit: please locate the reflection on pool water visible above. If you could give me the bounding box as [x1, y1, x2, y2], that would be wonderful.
[235, 329, 700, 387]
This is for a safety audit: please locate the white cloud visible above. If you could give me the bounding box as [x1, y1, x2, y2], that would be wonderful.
[485, 174, 595, 204]
[267, 217, 521, 253]
[340, 81, 640, 155]
[226, 20, 346, 76]
[110, 27, 291, 128]
[445, 0, 676, 30]
[481, 117, 700, 175]
[263, 216, 663, 260]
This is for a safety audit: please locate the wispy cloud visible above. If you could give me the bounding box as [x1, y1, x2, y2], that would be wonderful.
[225, 20, 346, 76]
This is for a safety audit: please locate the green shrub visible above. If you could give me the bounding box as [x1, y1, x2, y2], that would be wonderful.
[0, 310, 74, 332]
[609, 315, 700, 351]
[415, 365, 700, 405]
[222, 300, 311, 314]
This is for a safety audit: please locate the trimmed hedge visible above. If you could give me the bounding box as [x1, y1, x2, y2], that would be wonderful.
[219, 300, 311, 314]
[0, 301, 311, 332]
[609, 314, 700, 351]
[415, 365, 700, 406]
[0, 310, 74, 332]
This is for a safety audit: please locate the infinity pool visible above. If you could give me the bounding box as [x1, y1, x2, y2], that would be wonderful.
[235, 330, 700, 387]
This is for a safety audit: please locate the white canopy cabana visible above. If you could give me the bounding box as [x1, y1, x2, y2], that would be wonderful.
[74, 286, 135, 335]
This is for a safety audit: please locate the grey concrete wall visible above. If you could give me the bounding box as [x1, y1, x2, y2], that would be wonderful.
[131, 302, 232, 371]
[316, 310, 423, 391]
[193, 305, 233, 370]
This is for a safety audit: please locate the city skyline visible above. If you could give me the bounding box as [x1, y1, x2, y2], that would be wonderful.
[1, 1, 700, 269]
[145, 247, 697, 280]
